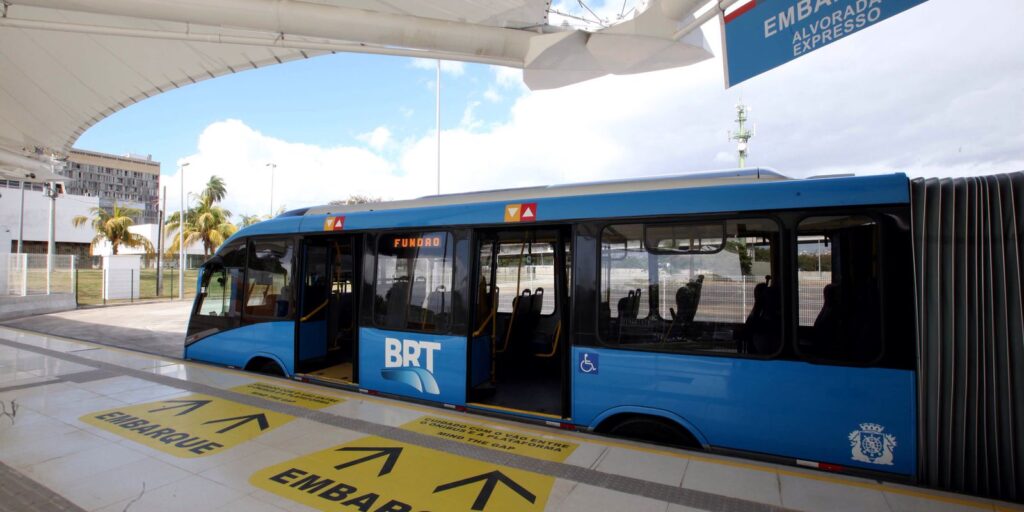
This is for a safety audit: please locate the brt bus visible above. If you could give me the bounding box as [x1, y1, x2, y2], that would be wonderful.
[185, 169, 1024, 501]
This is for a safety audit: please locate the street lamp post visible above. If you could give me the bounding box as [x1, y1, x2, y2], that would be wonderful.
[178, 162, 189, 300]
[266, 163, 276, 217]
[17, 179, 25, 253]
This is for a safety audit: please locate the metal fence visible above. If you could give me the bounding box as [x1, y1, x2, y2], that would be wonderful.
[0, 253, 204, 305]
[1, 253, 75, 296]
[76, 260, 200, 306]
[77, 254, 208, 270]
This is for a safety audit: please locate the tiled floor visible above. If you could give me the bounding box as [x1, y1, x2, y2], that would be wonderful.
[0, 326, 1018, 512]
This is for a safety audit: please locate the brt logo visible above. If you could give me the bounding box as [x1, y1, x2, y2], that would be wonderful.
[382, 338, 442, 395]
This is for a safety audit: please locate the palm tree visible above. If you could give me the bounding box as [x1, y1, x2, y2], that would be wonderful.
[72, 203, 154, 255]
[238, 205, 288, 228]
[329, 194, 382, 206]
[239, 213, 263, 228]
[166, 175, 238, 257]
[200, 175, 227, 203]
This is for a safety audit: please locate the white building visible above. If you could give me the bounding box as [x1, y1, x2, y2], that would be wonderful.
[0, 183, 206, 260]
[0, 183, 96, 257]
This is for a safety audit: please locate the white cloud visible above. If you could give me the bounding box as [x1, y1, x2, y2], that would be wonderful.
[165, 0, 1023, 220]
[459, 101, 483, 130]
[164, 120, 404, 220]
[483, 87, 502, 103]
[491, 65, 525, 90]
[357, 126, 393, 152]
[411, 58, 466, 76]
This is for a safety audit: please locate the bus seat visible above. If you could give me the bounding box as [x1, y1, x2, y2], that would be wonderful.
[675, 275, 704, 325]
[813, 283, 842, 355]
[616, 290, 641, 341]
[531, 287, 545, 315]
[744, 276, 781, 354]
[425, 286, 448, 325]
[499, 289, 532, 353]
[519, 288, 544, 354]
[410, 276, 427, 309]
[336, 292, 354, 330]
[618, 290, 639, 320]
[274, 286, 290, 317]
[384, 281, 410, 326]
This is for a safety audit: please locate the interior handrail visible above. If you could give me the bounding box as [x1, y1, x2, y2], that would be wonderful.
[535, 320, 561, 358]
[472, 286, 499, 337]
[300, 299, 328, 322]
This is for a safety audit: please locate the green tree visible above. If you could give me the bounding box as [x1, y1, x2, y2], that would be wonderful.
[167, 175, 238, 257]
[72, 203, 154, 255]
[200, 175, 227, 203]
[329, 194, 382, 206]
[238, 205, 287, 228]
[239, 213, 263, 228]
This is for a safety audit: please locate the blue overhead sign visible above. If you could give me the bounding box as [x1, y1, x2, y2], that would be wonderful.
[724, 0, 930, 87]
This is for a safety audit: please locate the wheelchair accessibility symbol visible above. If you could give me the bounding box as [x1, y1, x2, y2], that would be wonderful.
[578, 352, 598, 374]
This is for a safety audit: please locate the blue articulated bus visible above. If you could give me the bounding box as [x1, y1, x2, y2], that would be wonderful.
[184, 168, 1024, 499]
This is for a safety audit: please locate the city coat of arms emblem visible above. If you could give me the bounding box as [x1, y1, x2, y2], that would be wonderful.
[848, 423, 896, 465]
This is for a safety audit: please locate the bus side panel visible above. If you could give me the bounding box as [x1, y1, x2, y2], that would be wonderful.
[185, 321, 296, 375]
[358, 327, 467, 406]
[572, 346, 916, 476]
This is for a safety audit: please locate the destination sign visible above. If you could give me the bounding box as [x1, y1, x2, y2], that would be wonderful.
[389, 236, 444, 249]
[724, 0, 930, 87]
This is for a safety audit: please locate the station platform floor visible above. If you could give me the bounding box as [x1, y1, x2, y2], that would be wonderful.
[0, 324, 1020, 512]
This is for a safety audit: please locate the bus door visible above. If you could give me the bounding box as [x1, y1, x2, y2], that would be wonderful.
[296, 236, 360, 384]
[467, 226, 571, 419]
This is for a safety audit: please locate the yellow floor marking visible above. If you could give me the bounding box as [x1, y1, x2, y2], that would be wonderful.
[467, 402, 564, 420]
[230, 382, 343, 410]
[251, 435, 553, 512]
[402, 416, 578, 463]
[80, 392, 293, 458]
[3, 326, 1010, 510]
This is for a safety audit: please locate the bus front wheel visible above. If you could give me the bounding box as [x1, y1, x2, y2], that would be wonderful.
[246, 357, 285, 377]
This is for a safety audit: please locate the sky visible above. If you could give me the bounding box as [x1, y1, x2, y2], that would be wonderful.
[74, 0, 1024, 222]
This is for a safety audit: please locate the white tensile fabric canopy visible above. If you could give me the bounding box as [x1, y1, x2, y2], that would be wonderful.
[0, 0, 717, 174]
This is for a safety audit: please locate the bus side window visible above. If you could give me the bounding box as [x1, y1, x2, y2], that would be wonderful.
[197, 243, 244, 318]
[796, 215, 883, 365]
[598, 219, 780, 357]
[374, 232, 454, 333]
[244, 238, 295, 320]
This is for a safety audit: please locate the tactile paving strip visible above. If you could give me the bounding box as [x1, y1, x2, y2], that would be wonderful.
[0, 460, 87, 512]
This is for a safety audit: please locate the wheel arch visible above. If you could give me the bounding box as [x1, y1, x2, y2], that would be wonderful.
[590, 406, 709, 448]
[244, 353, 290, 377]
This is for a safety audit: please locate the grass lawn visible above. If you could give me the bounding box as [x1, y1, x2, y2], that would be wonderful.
[74, 269, 199, 305]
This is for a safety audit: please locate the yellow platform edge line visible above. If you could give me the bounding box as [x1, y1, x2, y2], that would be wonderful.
[466, 402, 564, 420]
[0, 324, 1013, 511]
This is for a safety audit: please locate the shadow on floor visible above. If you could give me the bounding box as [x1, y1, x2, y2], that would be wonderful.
[2, 315, 184, 359]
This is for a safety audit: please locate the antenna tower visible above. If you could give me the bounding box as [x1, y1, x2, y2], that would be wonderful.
[729, 103, 754, 167]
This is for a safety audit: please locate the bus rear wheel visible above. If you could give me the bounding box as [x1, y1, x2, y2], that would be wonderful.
[598, 415, 701, 449]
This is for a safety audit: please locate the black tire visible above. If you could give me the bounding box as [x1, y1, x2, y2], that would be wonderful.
[600, 415, 701, 449]
[247, 358, 285, 376]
